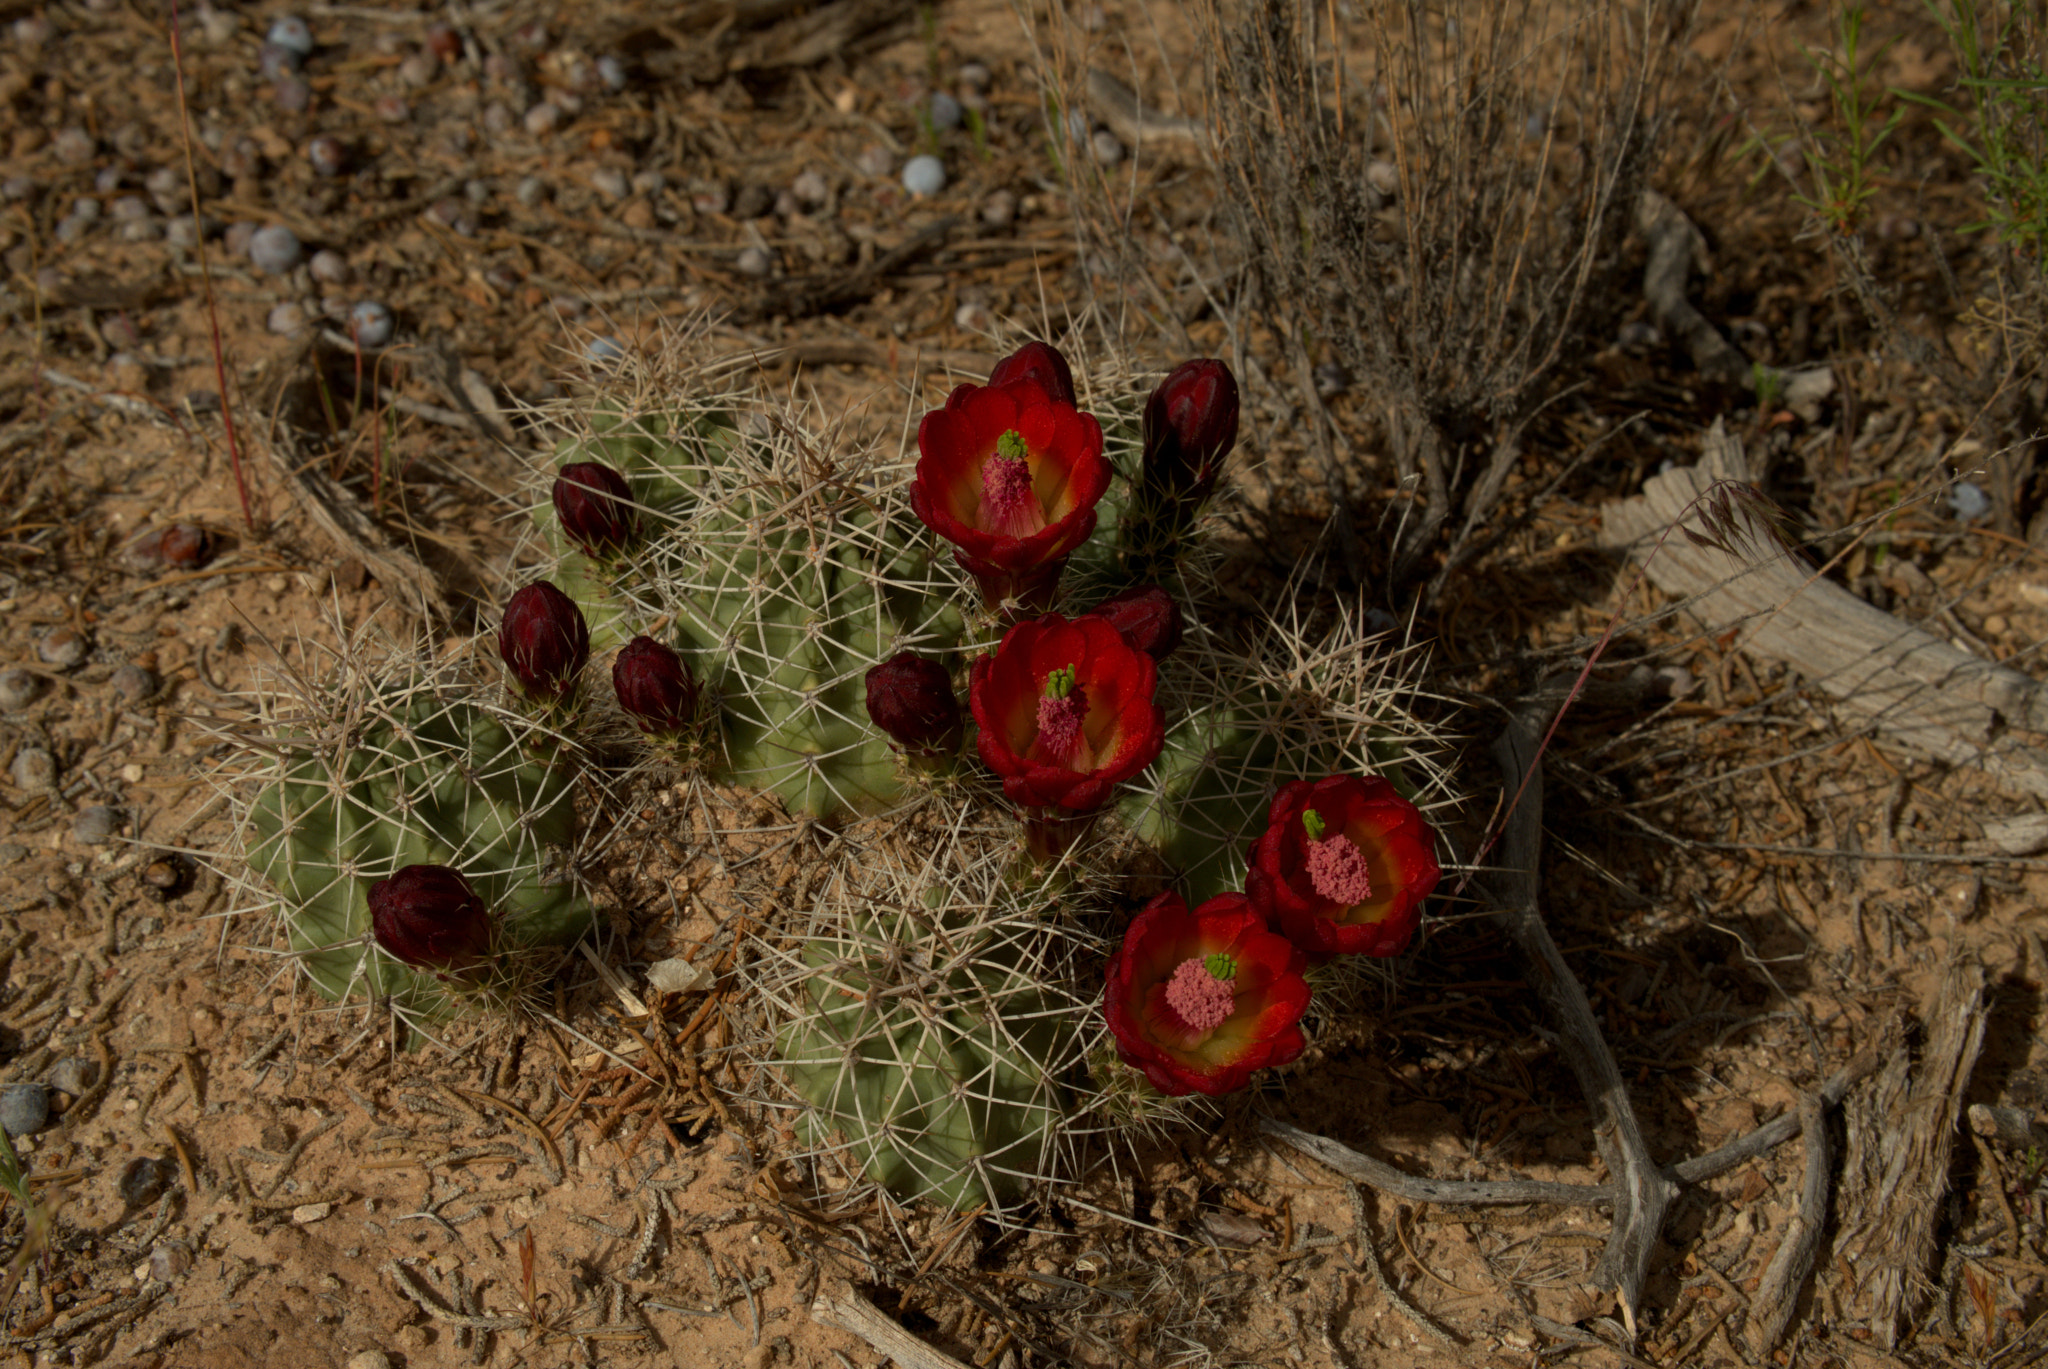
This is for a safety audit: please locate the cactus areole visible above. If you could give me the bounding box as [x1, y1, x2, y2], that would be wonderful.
[1103, 891, 1310, 1097]
[1246, 775, 1441, 959]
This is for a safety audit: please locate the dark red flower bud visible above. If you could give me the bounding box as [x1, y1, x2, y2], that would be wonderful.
[499, 581, 590, 703]
[1083, 585, 1183, 660]
[612, 635, 699, 736]
[369, 864, 494, 973]
[864, 652, 963, 758]
[552, 461, 639, 558]
[987, 341, 1077, 408]
[1141, 359, 1240, 502]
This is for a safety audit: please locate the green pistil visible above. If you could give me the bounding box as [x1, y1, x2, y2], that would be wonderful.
[996, 429, 1027, 461]
[1203, 951, 1237, 982]
[1044, 664, 1077, 700]
[1302, 808, 1326, 841]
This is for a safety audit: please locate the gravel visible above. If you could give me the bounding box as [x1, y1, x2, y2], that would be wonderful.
[792, 169, 829, 208]
[307, 136, 346, 177]
[0, 669, 41, 711]
[74, 806, 121, 846]
[110, 663, 158, 703]
[248, 224, 303, 274]
[589, 166, 629, 201]
[308, 248, 349, 284]
[0, 1085, 49, 1137]
[901, 155, 946, 196]
[929, 92, 963, 130]
[10, 748, 55, 792]
[980, 189, 1016, 228]
[48, 1058, 96, 1097]
[37, 627, 88, 669]
[1090, 129, 1125, 165]
[347, 301, 394, 348]
[266, 14, 313, 56]
[735, 246, 772, 277]
[267, 301, 308, 334]
[855, 145, 893, 177]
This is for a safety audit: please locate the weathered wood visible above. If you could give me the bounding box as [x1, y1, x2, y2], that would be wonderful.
[811, 1288, 974, 1369]
[1599, 421, 2048, 799]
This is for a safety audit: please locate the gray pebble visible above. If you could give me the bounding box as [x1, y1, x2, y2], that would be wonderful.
[1313, 362, 1348, 397]
[732, 184, 773, 219]
[735, 246, 773, 277]
[345, 1352, 393, 1369]
[258, 41, 301, 80]
[308, 248, 349, 285]
[980, 188, 1016, 228]
[347, 301, 394, 348]
[165, 215, 206, 249]
[74, 806, 121, 846]
[248, 224, 303, 274]
[118, 1156, 174, 1207]
[71, 197, 103, 222]
[630, 170, 666, 196]
[1950, 480, 1992, 522]
[273, 74, 312, 114]
[47, 1057, 96, 1097]
[37, 627, 88, 670]
[266, 14, 312, 56]
[589, 167, 629, 201]
[463, 178, 490, 205]
[855, 145, 893, 177]
[585, 335, 626, 367]
[307, 136, 346, 178]
[958, 62, 991, 89]
[375, 94, 410, 124]
[1617, 320, 1662, 350]
[929, 92, 963, 130]
[515, 175, 547, 208]
[144, 165, 188, 212]
[483, 102, 515, 135]
[1090, 129, 1125, 165]
[0, 668, 42, 711]
[0, 1085, 48, 1137]
[111, 195, 150, 220]
[149, 1243, 193, 1282]
[398, 51, 437, 88]
[596, 55, 626, 91]
[11, 747, 55, 792]
[267, 301, 307, 335]
[523, 101, 560, 137]
[53, 127, 96, 165]
[110, 663, 157, 703]
[690, 181, 730, 215]
[425, 199, 475, 236]
[901, 155, 946, 197]
[791, 169, 828, 208]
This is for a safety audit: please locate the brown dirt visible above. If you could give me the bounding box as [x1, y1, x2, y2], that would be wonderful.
[3, 0, 2048, 1367]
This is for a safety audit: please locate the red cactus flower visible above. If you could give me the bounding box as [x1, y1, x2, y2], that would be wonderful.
[369, 864, 495, 973]
[970, 613, 1165, 858]
[1104, 890, 1311, 1097]
[987, 340, 1077, 408]
[864, 651, 963, 760]
[909, 376, 1110, 613]
[499, 581, 590, 704]
[612, 635, 698, 736]
[1142, 358, 1240, 504]
[1246, 775, 1441, 959]
[552, 461, 639, 558]
[1082, 585, 1183, 661]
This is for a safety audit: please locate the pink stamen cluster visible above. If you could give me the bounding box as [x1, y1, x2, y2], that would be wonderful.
[1163, 956, 1235, 1033]
[980, 432, 1038, 536]
[1306, 833, 1374, 906]
[1035, 687, 1088, 763]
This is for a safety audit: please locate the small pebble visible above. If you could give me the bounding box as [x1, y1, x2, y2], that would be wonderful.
[515, 175, 546, 208]
[266, 301, 307, 335]
[198, 5, 238, 43]
[596, 55, 626, 91]
[901, 155, 946, 196]
[48, 1058, 96, 1097]
[856, 145, 893, 177]
[980, 188, 1016, 228]
[0, 669, 42, 711]
[1063, 110, 1091, 144]
[1365, 160, 1399, 196]
[958, 61, 991, 88]
[308, 248, 349, 285]
[1617, 320, 1662, 350]
[954, 301, 992, 332]
[266, 14, 313, 56]
[929, 92, 963, 130]
[111, 194, 150, 221]
[1090, 129, 1125, 165]
[247, 224, 303, 274]
[124, 523, 213, 570]
[1314, 362, 1349, 397]
[273, 75, 311, 113]
[630, 170, 666, 196]
[732, 183, 773, 219]
[585, 335, 626, 367]
[11, 748, 56, 792]
[1950, 480, 1992, 522]
[1, 176, 35, 202]
[374, 94, 410, 124]
[0, 1086, 49, 1137]
[398, 51, 437, 88]
[95, 167, 126, 194]
[483, 102, 516, 135]
[773, 188, 801, 218]
[74, 806, 121, 846]
[144, 166, 188, 212]
[792, 169, 829, 208]
[117, 1156, 174, 1208]
[425, 198, 475, 235]
[10, 14, 53, 44]
[71, 197, 104, 223]
[53, 127, 96, 165]
[347, 301, 394, 348]
[149, 1244, 193, 1282]
[37, 627, 88, 669]
[292, 1202, 332, 1224]
[257, 40, 301, 80]
[165, 215, 206, 248]
[111, 663, 157, 703]
[463, 178, 490, 205]
[346, 1352, 393, 1369]
[307, 136, 346, 177]
[589, 166, 629, 201]
[735, 246, 772, 277]
[523, 101, 560, 137]
[690, 180, 730, 214]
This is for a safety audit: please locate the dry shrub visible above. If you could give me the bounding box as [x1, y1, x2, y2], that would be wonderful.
[1202, 0, 1693, 600]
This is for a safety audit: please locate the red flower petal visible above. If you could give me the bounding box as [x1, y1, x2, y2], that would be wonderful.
[1246, 775, 1442, 959]
[1103, 892, 1311, 1097]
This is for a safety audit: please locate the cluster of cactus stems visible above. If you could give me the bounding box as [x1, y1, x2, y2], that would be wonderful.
[232, 329, 1455, 1214]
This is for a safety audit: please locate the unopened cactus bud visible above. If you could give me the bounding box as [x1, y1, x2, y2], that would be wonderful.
[1141, 359, 1240, 504]
[369, 864, 494, 973]
[986, 340, 1077, 408]
[612, 635, 698, 737]
[1083, 585, 1183, 661]
[864, 652, 962, 761]
[552, 461, 638, 558]
[499, 581, 589, 703]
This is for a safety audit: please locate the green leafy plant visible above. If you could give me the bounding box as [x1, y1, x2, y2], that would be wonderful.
[1789, 3, 1906, 235]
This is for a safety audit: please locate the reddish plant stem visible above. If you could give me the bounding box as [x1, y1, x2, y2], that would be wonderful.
[166, 0, 253, 532]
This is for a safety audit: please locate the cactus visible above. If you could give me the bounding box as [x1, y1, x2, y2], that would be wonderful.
[536, 378, 970, 820]
[234, 630, 595, 1023]
[743, 820, 1100, 1215]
